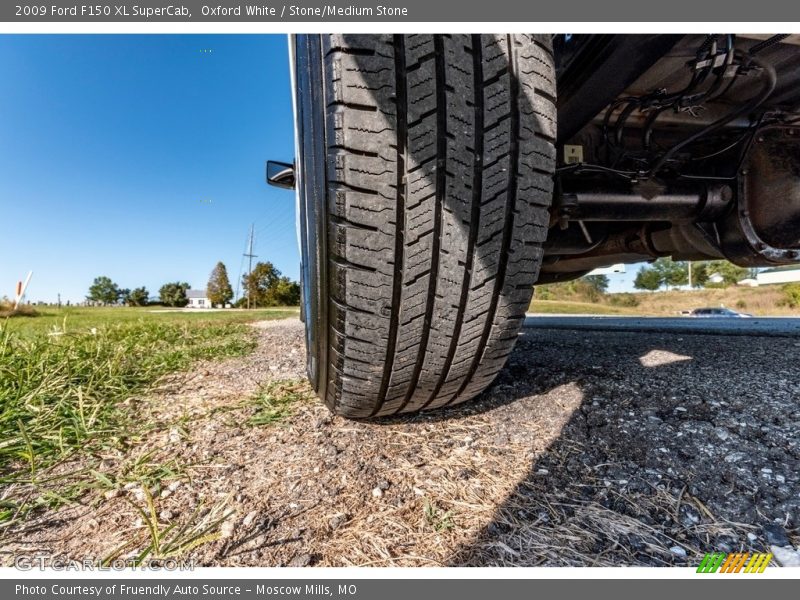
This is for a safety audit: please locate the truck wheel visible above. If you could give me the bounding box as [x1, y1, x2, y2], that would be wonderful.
[294, 34, 556, 417]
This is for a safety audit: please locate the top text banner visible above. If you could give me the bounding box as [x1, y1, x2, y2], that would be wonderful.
[4, 0, 800, 22]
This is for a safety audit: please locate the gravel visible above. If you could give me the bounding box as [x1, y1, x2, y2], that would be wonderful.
[3, 318, 798, 567]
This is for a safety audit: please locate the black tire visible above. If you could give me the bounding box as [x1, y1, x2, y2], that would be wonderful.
[294, 34, 556, 417]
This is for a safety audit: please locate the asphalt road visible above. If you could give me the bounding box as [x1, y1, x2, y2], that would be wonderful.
[524, 314, 800, 337]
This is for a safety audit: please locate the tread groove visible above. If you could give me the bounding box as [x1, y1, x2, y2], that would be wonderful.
[394, 35, 446, 415]
[421, 35, 484, 410]
[448, 34, 520, 406]
[371, 35, 407, 417]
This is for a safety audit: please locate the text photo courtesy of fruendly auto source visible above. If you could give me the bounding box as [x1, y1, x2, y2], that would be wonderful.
[1, 34, 799, 569]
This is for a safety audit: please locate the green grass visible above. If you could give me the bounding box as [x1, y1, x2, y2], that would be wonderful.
[528, 300, 630, 315]
[0, 306, 297, 527]
[423, 500, 455, 532]
[4, 306, 298, 337]
[247, 379, 315, 426]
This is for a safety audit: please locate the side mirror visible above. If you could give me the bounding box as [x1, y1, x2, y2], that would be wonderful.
[266, 160, 296, 190]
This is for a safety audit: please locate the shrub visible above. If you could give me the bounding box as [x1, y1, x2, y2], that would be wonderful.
[782, 283, 800, 309]
[0, 296, 38, 318]
[608, 293, 640, 307]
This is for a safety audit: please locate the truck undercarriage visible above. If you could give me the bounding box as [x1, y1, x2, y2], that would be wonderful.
[543, 34, 800, 283]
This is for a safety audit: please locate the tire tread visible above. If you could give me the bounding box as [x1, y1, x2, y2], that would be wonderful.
[321, 34, 555, 417]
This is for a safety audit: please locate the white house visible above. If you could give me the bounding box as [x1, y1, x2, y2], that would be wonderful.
[186, 289, 211, 308]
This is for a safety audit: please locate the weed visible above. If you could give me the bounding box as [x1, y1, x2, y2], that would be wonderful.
[104, 487, 232, 564]
[423, 500, 455, 532]
[248, 379, 315, 426]
[92, 451, 186, 496]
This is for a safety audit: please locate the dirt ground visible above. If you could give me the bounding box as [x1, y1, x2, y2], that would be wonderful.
[3, 318, 799, 567]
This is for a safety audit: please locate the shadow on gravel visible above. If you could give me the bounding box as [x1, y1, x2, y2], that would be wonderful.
[433, 326, 800, 566]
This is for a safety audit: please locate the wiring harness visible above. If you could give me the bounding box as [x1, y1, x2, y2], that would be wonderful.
[564, 34, 792, 182]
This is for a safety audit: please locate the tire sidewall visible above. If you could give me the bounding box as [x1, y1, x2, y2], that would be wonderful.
[294, 35, 329, 403]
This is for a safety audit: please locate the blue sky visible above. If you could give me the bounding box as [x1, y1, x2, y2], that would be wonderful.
[0, 34, 297, 303]
[602, 266, 638, 293]
[0, 34, 633, 303]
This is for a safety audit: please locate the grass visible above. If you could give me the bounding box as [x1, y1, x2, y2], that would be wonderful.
[92, 451, 186, 495]
[0, 306, 297, 528]
[423, 500, 455, 532]
[248, 379, 315, 426]
[105, 487, 233, 565]
[617, 286, 800, 316]
[531, 285, 800, 316]
[4, 306, 298, 337]
[529, 300, 631, 315]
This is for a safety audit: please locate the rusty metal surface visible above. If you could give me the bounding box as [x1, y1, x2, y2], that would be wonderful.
[719, 124, 800, 266]
[745, 126, 800, 249]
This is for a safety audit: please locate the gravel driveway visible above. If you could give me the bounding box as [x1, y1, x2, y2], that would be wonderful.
[4, 318, 799, 567]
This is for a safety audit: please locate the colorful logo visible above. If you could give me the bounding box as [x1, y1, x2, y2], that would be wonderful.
[697, 552, 772, 573]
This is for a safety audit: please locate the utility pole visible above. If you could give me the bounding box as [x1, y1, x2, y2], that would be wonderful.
[688, 262, 693, 289]
[243, 223, 257, 309]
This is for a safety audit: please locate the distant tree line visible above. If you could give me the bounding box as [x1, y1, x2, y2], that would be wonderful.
[86, 260, 300, 308]
[86, 277, 151, 306]
[633, 258, 751, 291]
[537, 258, 760, 303]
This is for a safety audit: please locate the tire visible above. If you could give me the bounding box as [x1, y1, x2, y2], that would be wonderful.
[294, 34, 556, 417]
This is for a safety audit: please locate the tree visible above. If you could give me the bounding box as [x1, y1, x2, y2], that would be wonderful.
[690, 260, 748, 288]
[634, 266, 662, 291]
[87, 276, 121, 305]
[242, 262, 302, 307]
[691, 262, 710, 288]
[207, 262, 233, 307]
[633, 258, 688, 291]
[126, 287, 150, 306]
[583, 274, 609, 295]
[705, 260, 748, 287]
[660, 259, 688, 289]
[242, 262, 281, 308]
[159, 282, 190, 307]
[266, 276, 301, 306]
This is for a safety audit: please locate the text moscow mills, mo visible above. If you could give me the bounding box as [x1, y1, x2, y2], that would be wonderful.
[17, 583, 360, 597]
